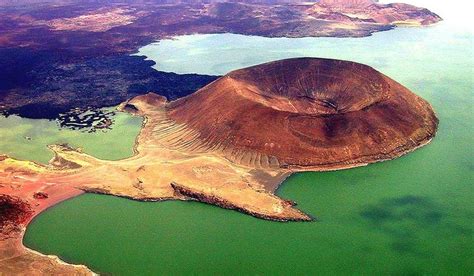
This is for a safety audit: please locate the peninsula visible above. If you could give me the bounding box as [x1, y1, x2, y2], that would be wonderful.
[0, 58, 438, 274]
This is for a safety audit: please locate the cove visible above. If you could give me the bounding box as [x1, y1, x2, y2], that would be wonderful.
[23, 4, 474, 276]
[0, 108, 143, 163]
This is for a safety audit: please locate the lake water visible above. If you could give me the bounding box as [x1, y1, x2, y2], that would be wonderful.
[0, 109, 142, 163]
[20, 6, 474, 276]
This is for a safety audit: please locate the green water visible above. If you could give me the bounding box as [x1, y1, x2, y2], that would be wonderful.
[19, 3, 474, 275]
[0, 109, 143, 163]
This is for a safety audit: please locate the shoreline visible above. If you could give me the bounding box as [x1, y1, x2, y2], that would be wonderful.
[15, 133, 436, 275]
[12, 111, 436, 275]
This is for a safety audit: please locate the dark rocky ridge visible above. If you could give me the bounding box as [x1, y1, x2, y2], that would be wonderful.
[171, 182, 313, 222]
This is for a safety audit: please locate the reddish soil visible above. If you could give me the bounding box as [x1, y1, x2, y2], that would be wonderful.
[0, 168, 89, 274]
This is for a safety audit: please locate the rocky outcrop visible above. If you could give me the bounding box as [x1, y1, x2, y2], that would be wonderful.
[171, 183, 312, 222]
[0, 195, 32, 237]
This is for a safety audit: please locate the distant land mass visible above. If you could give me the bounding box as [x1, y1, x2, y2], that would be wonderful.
[0, 58, 438, 275]
[0, 0, 440, 120]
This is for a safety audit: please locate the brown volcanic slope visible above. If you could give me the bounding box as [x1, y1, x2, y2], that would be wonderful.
[168, 58, 438, 170]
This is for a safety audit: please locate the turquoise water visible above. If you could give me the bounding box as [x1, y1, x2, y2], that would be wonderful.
[21, 7, 474, 276]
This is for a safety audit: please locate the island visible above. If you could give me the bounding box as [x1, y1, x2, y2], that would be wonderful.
[0, 58, 438, 274]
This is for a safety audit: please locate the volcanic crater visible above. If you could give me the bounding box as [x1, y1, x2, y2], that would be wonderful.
[168, 58, 438, 170]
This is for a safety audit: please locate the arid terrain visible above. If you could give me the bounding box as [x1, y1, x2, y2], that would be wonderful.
[0, 58, 438, 274]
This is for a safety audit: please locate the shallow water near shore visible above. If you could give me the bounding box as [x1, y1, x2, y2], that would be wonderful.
[21, 8, 474, 276]
[0, 109, 142, 163]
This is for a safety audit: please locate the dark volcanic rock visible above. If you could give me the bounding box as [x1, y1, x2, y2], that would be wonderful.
[0, 53, 218, 119]
[0, 195, 32, 235]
